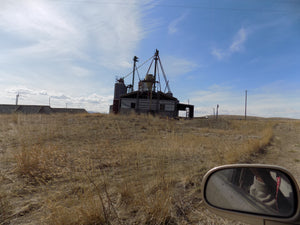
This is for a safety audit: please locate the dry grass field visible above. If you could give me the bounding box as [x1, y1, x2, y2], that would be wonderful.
[0, 113, 287, 225]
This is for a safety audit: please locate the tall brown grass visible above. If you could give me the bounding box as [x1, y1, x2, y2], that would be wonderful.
[0, 190, 11, 224]
[0, 113, 276, 225]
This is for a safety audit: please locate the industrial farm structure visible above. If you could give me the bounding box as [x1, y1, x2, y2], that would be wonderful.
[110, 50, 194, 118]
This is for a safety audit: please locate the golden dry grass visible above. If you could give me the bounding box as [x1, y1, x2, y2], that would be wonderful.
[0, 113, 276, 224]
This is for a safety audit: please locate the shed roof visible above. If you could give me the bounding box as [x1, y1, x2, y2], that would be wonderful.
[0, 104, 87, 114]
[17, 105, 45, 114]
[52, 108, 87, 114]
[0, 105, 19, 114]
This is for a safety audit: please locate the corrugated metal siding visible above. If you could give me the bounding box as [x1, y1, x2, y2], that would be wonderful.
[121, 98, 175, 112]
[120, 108, 177, 117]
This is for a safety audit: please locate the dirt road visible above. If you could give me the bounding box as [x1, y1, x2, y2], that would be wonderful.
[255, 120, 300, 185]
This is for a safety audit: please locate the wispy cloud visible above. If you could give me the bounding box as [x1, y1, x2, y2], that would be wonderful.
[0, 0, 149, 69]
[0, 1, 83, 60]
[168, 12, 187, 34]
[211, 27, 248, 60]
[90, 2, 148, 69]
[211, 48, 227, 60]
[162, 55, 199, 76]
[230, 28, 247, 52]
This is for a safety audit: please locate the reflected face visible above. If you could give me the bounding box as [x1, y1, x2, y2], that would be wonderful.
[205, 168, 296, 217]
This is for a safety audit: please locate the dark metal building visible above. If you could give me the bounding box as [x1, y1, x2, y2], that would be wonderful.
[109, 50, 194, 118]
[0, 104, 87, 114]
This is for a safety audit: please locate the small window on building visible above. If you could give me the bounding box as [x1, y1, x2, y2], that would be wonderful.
[160, 104, 165, 111]
[131, 103, 136, 109]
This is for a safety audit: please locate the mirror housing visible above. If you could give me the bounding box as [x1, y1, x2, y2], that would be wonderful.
[202, 164, 300, 225]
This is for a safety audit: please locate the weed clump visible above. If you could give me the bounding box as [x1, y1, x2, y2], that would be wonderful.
[15, 144, 65, 184]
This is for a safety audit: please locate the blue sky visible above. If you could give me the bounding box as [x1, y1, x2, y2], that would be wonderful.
[0, 0, 299, 118]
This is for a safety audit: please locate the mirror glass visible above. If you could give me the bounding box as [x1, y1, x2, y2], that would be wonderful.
[205, 167, 297, 217]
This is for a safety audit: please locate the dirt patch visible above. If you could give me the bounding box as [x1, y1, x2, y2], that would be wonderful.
[253, 120, 300, 184]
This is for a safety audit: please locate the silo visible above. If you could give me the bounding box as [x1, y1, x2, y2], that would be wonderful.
[144, 74, 155, 91]
[138, 74, 155, 92]
[114, 78, 127, 100]
[113, 78, 127, 113]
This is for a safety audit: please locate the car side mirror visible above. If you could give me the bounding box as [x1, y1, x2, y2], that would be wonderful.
[202, 164, 300, 225]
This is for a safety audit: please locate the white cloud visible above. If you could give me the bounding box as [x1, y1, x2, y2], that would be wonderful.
[0, 1, 70, 37]
[1, 86, 113, 112]
[50, 94, 69, 100]
[168, 12, 187, 34]
[211, 27, 248, 60]
[0, 0, 84, 60]
[0, 0, 153, 111]
[50, 93, 113, 113]
[6, 86, 47, 96]
[70, 66, 92, 78]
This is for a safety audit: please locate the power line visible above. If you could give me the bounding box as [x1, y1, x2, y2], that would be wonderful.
[123, 56, 153, 79]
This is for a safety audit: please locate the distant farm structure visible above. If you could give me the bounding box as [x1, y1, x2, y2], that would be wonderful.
[0, 104, 87, 114]
[110, 49, 194, 118]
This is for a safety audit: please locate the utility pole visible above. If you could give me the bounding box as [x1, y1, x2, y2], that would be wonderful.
[213, 108, 215, 117]
[153, 49, 159, 92]
[16, 93, 19, 105]
[131, 56, 139, 92]
[245, 90, 247, 120]
[216, 104, 219, 120]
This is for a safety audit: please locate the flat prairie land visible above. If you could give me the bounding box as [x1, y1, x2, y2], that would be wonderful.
[0, 113, 299, 225]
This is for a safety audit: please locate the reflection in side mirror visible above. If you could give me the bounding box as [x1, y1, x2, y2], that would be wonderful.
[203, 166, 298, 218]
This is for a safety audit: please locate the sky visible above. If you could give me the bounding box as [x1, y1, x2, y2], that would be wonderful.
[0, 0, 300, 118]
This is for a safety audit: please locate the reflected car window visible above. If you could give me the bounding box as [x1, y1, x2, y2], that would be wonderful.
[205, 168, 296, 217]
